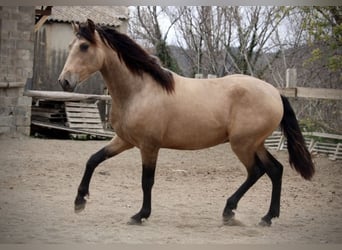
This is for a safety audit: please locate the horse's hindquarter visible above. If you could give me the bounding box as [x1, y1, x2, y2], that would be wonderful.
[224, 75, 283, 147]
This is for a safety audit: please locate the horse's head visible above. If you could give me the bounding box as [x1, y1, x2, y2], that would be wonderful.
[58, 19, 106, 92]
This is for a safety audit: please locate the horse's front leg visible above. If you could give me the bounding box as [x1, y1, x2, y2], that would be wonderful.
[129, 147, 159, 224]
[75, 136, 133, 212]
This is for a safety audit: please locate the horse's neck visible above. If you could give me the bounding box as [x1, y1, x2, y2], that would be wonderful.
[100, 57, 142, 108]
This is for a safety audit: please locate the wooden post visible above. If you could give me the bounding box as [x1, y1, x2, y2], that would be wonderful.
[34, 15, 49, 32]
[286, 68, 297, 88]
[207, 74, 217, 79]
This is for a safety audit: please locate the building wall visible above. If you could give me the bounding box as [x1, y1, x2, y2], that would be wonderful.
[0, 6, 35, 137]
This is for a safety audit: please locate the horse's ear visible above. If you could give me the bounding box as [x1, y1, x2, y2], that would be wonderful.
[87, 19, 96, 34]
[71, 21, 79, 34]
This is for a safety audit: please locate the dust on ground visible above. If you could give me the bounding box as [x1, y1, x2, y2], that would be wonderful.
[0, 137, 341, 243]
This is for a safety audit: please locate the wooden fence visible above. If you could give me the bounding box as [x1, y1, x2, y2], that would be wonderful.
[277, 68, 342, 100]
[194, 69, 342, 100]
[265, 131, 342, 161]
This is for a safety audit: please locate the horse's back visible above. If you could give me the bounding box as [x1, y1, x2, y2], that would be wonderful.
[174, 73, 282, 119]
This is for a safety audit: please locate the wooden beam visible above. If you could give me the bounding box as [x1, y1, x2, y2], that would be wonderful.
[34, 15, 49, 32]
[304, 132, 342, 140]
[31, 121, 114, 138]
[25, 87, 340, 102]
[24, 90, 112, 101]
[277, 87, 297, 97]
[277, 87, 342, 100]
[35, 6, 52, 16]
[0, 82, 25, 88]
[296, 87, 342, 100]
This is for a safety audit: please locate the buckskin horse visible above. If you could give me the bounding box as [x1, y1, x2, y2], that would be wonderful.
[58, 19, 314, 226]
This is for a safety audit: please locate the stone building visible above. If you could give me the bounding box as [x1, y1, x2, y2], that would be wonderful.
[0, 6, 35, 137]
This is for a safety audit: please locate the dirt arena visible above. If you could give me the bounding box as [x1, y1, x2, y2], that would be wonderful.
[0, 137, 341, 244]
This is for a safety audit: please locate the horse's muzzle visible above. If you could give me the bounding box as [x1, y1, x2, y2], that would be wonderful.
[58, 79, 73, 92]
[58, 72, 78, 92]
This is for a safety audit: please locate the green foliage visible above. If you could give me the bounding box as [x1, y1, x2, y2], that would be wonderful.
[301, 7, 342, 73]
[156, 40, 182, 74]
[328, 54, 342, 72]
[299, 118, 321, 133]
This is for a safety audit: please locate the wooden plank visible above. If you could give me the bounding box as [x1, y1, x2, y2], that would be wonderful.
[265, 139, 281, 143]
[31, 121, 114, 138]
[0, 82, 26, 88]
[330, 143, 342, 160]
[65, 102, 98, 108]
[67, 123, 104, 129]
[65, 107, 100, 113]
[313, 145, 336, 151]
[312, 146, 337, 152]
[34, 15, 49, 32]
[67, 117, 102, 123]
[279, 138, 312, 150]
[297, 87, 342, 100]
[277, 87, 342, 100]
[65, 112, 101, 118]
[308, 132, 342, 140]
[314, 143, 339, 148]
[25, 90, 111, 101]
[277, 88, 297, 97]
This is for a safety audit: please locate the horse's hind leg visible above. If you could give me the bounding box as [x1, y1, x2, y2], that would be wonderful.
[74, 136, 133, 213]
[222, 151, 266, 223]
[258, 150, 283, 226]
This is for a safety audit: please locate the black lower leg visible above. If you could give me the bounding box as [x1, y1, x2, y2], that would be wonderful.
[260, 152, 283, 226]
[130, 164, 156, 224]
[75, 147, 114, 212]
[223, 160, 265, 220]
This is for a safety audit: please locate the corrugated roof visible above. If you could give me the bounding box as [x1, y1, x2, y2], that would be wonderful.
[47, 6, 129, 27]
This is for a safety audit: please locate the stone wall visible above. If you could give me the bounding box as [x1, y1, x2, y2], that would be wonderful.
[0, 6, 35, 137]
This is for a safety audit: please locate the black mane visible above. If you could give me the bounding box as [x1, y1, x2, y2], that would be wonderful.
[77, 22, 175, 93]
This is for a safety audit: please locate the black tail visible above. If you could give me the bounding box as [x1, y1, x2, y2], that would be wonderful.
[280, 95, 315, 180]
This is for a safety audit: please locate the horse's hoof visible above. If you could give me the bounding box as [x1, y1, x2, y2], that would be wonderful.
[127, 216, 143, 225]
[259, 219, 272, 227]
[222, 210, 235, 221]
[222, 211, 243, 226]
[74, 196, 87, 213]
[223, 217, 244, 226]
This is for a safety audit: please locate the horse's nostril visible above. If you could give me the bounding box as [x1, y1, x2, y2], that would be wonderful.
[59, 79, 74, 92]
[64, 79, 70, 88]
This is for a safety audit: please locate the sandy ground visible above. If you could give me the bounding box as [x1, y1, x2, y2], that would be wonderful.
[0, 137, 341, 244]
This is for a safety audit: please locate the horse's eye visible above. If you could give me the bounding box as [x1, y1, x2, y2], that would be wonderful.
[80, 43, 89, 52]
